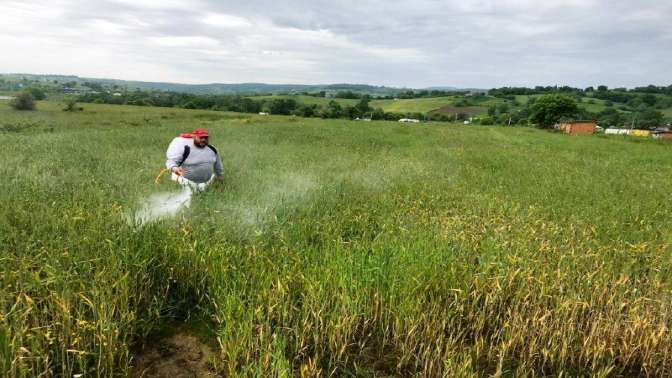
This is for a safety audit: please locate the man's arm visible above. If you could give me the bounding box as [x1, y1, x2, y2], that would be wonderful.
[166, 138, 184, 174]
[214, 152, 224, 178]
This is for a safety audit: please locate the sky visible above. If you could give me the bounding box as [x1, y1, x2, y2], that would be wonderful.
[1, 0, 670, 88]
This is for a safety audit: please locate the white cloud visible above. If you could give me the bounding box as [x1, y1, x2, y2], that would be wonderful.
[201, 13, 252, 28]
[109, 0, 197, 10]
[87, 19, 131, 36]
[147, 35, 220, 48]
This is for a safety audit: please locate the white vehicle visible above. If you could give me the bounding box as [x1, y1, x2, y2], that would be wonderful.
[399, 118, 420, 123]
[605, 128, 629, 135]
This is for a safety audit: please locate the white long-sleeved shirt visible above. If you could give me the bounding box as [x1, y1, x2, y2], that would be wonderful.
[165, 137, 223, 183]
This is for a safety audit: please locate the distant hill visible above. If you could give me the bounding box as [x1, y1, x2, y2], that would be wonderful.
[424, 86, 487, 93]
[0, 73, 476, 96]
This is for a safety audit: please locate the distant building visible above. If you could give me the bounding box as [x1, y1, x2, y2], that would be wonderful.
[558, 120, 596, 135]
[653, 132, 672, 140]
[399, 118, 420, 123]
[112, 92, 122, 96]
[258, 112, 269, 116]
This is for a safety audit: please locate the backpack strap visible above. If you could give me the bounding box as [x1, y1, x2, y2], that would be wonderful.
[207, 145, 218, 155]
[178, 145, 190, 167]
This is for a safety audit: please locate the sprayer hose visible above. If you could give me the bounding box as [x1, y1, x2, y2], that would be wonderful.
[154, 168, 168, 184]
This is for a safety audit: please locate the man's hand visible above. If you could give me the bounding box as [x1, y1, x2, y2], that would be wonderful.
[172, 167, 184, 176]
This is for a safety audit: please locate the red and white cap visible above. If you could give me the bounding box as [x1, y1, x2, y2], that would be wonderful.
[180, 128, 210, 138]
[191, 128, 209, 137]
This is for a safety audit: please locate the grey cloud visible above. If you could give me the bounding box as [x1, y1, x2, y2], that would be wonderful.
[0, 0, 670, 87]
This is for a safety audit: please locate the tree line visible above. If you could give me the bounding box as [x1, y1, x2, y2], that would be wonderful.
[481, 94, 667, 129]
[76, 91, 431, 121]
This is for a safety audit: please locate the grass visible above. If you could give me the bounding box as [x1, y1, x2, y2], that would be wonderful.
[3, 100, 672, 376]
[250, 94, 464, 114]
[577, 97, 613, 113]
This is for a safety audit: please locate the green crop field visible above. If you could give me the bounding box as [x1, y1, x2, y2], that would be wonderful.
[578, 97, 610, 113]
[250, 94, 468, 114]
[3, 100, 672, 376]
[249, 94, 359, 107]
[369, 97, 456, 113]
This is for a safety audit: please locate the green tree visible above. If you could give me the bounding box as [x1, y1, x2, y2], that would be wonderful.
[10, 91, 36, 111]
[371, 108, 385, 120]
[83, 81, 104, 91]
[641, 94, 658, 107]
[25, 87, 46, 100]
[267, 98, 297, 115]
[334, 91, 360, 99]
[344, 105, 360, 119]
[637, 109, 664, 129]
[293, 104, 319, 118]
[528, 94, 579, 128]
[496, 103, 509, 114]
[597, 108, 624, 127]
[355, 95, 371, 116]
[321, 100, 342, 118]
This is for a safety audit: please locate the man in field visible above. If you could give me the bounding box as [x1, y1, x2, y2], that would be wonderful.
[165, 128, 223, 188]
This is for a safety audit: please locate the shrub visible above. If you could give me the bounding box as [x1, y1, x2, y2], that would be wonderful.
[10, 92, 36, 111]
[480, 117, 494, 125]
[63, 96, 82, 112]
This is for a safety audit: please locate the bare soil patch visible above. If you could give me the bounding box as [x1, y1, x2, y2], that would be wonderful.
[133, 332, 219, 378]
